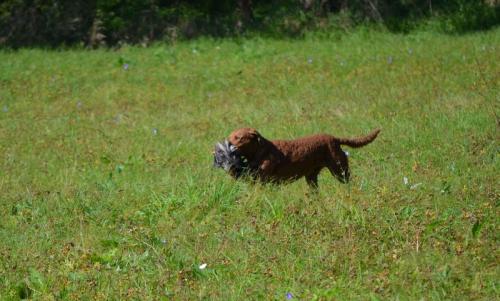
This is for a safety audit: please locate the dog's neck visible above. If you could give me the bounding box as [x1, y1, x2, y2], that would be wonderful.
[242, 137, 271, 162]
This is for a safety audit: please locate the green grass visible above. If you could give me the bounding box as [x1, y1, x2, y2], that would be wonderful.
[0, 28, 499, 300]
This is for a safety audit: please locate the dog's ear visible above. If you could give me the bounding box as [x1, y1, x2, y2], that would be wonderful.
[248, 128, 261, 140]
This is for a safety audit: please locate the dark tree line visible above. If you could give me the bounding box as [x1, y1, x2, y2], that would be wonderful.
[0, 0, 498, 48]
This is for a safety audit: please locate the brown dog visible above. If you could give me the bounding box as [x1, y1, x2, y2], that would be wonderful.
[228, 128, 380, 188]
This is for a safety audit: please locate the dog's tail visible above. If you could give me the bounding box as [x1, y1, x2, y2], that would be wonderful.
[337, 128, 380, 148]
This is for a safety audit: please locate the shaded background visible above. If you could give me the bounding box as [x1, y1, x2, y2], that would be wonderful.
[0, 0, 499, 48]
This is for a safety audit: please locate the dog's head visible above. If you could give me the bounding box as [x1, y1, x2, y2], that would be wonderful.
[228, 128, 262, 158]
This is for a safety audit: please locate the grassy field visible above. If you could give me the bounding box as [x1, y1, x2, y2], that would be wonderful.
[0, 28, 498, 300]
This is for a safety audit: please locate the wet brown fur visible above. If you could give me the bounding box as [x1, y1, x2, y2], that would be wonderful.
[228, 128, 380, 188]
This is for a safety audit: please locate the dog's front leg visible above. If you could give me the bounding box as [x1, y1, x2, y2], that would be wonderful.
[256, 156, 279, 182]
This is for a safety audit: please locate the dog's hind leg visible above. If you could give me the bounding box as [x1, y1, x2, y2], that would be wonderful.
[305, 169, 321, 189]
[325, 144, 350, 183]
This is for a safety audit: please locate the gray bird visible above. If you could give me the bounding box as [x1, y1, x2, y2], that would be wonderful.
[213, 140, 249, 178]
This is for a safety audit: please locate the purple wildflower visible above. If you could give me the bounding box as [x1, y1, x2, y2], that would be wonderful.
[123, 63, 129, 70]
[286, 292, 293, 299]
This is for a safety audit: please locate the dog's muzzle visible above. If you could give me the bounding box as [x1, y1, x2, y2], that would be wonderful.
[213, 140, 248, 178]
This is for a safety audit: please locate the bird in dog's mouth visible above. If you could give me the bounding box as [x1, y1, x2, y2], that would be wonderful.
[213, 140, 249, 178]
